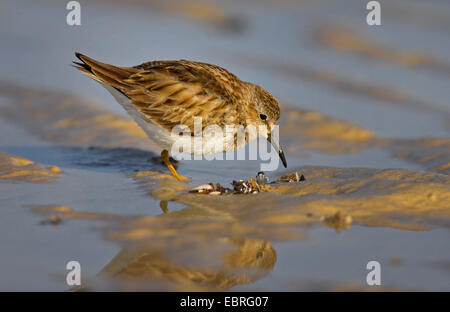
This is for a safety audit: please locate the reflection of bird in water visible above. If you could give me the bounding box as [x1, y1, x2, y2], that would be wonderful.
[93, 238, 276, 291]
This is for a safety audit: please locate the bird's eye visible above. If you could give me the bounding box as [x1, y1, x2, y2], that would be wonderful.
[259, 114, 267, 120]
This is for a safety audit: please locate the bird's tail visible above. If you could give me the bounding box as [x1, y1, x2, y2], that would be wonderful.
[72, 52, 137, 91]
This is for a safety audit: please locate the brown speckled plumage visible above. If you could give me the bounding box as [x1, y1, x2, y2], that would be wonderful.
[73, 52, 286, 168]
[73, 53, 279, 133]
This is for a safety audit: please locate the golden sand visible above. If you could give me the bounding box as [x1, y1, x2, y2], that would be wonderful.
[0, 151, 60, 183]
[0, 83, 156, 150]
[31, 164, 449, 291]
[315, 26, 435, 68]
[281, 107, 375, 153]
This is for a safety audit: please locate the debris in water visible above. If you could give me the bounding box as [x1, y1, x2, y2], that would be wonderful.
[256, 171, 269, 185]
[190, 171, 305, 195]
[189, 183, 232, 195]
[190, 172, 274, 195]
[232, 177, 261, 194]
[272, 171, 305, 184]
[40, 215, 62, 226]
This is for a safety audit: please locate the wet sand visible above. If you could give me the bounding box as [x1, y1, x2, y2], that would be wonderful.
[0, 151, 60, 183]
[0, 0, 449, 291]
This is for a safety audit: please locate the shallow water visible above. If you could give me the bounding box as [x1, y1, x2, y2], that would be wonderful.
[0, 0, 449, 291]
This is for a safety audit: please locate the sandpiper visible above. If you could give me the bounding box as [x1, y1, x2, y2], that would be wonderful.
[73, 53, 287, 181]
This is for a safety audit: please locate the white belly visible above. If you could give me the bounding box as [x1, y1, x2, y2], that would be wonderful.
[103, 84, 176, 151]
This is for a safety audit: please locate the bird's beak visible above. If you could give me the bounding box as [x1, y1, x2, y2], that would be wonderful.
[267, 131, 287, 168]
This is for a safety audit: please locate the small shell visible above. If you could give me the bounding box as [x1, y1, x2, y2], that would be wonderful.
[209, 191, 221, 195]
[193, 184, 213, 191]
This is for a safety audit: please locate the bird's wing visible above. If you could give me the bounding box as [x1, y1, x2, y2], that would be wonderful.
[73, 53, 243, 133]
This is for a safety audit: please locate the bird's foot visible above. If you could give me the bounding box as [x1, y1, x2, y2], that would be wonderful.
[161, 149, 189, 182]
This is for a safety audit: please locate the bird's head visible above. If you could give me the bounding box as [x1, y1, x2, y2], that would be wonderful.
[250, 85, 287, 168]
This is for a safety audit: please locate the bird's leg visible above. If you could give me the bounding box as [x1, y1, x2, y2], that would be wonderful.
[159, 200, 169, 213]
[161, 149, 189, 181]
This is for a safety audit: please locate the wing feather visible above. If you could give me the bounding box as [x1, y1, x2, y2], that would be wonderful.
[74, 53, 245, 133]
